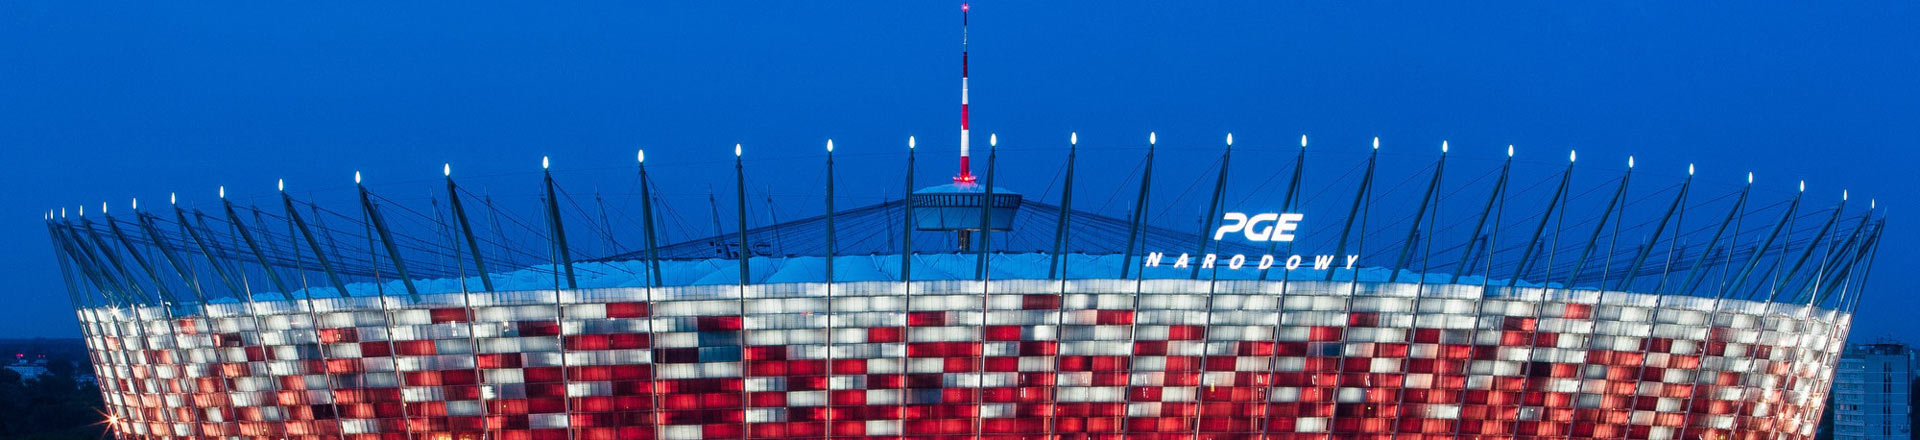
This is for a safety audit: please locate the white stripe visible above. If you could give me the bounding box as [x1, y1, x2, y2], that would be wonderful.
[960, 130, 970, 158]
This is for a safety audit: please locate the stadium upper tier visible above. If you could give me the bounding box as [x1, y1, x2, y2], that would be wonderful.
[75, 274, 1853, 440]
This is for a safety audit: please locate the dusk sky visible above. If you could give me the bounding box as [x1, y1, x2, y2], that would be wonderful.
[1, 2, 1914, 339]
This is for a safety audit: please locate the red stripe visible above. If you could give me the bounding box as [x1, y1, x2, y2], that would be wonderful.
[961, 105, 968, 129]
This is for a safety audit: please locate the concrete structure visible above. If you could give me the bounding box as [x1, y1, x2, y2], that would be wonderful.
[1833, 342, 1914, 440]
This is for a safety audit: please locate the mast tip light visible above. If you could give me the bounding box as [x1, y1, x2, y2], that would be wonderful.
[1372, 137, 1379, 150]
[170, 193, 176, 205]
[735, 144, 743, 157]
[1507, 145, 1515, 157]
[1441, 140, 1448, 153]
[989, 133, 997, 147]
[826, 139, 834, 152]
[1688, 164, 1695, 175]
[1748, 172, 1754, 184]
[1569, 150, 1576, 162]
[219, 186, 226, 199]
[637, 150, 645, 163]
[444, 163, 452, 176]
[1226, 133, 1233, 146]
[1070, 132, 1077, 145]
[1149, 132, 1156, 145]
[909, 136, 916, 149]
[1299, 134, 1307, 148]
[354, 171, 362, 184]
[542, 156, 550, 169]
[278, 179, 285, 192]
[1628, 156, 1635, 168]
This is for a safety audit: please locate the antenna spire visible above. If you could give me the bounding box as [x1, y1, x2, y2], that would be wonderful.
[954, 3, 976, 183]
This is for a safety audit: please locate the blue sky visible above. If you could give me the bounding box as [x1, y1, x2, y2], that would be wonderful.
[0, 2, 1914, 339]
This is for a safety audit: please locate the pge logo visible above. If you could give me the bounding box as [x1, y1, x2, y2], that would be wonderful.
[1213, 212, 1303, 242]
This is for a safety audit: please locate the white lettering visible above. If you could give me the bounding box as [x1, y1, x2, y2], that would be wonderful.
[1213, 212, 1249, 240]
[1272, 213, 1304, 242]
[1136, 249, 1363, 273]
[1213, 212, 1304, 242]
[1243, 213, 1280, 240]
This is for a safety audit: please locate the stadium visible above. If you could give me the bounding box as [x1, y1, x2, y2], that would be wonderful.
[45, 7, 1882, 440]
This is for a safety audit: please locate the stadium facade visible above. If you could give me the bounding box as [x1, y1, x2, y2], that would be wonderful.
[45, 7, 1883, 440]
[50, 139, 1884, 440]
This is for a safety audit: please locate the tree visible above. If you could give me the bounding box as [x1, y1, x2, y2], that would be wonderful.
[0, 354, 105, 440]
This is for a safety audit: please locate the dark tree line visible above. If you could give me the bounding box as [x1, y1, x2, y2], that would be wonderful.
[0, 353, 106, 440]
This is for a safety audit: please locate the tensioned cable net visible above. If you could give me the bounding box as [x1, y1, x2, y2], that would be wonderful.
[49, 143, 1880, 310]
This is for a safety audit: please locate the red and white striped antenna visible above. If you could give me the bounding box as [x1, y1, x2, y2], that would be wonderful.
[954, 3, 976, 183]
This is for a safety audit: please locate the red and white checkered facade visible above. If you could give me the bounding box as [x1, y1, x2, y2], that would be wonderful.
[78, 279, 1849, 440]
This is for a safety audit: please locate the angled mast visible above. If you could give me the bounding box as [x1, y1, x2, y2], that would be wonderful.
[541, 157, 578, 289]
[1388, 142, 1447, 283]
[355, 173, 419, 298]
[445, 165, 495, 292]
[1616, 165, 1694, 290]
